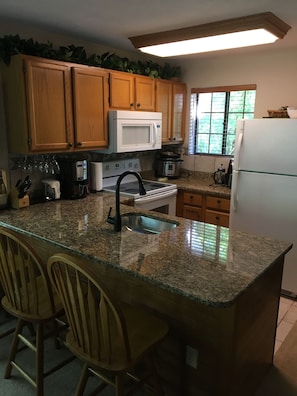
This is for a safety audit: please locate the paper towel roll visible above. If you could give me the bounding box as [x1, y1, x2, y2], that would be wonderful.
[90, 162, 103, 191]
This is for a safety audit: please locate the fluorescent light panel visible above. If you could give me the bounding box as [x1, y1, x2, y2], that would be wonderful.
[140, 29, 278, 57]
[129, 12, 291, 57]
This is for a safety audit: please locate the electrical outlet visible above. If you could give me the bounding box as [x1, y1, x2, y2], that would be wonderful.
[186, 345, 198, 368]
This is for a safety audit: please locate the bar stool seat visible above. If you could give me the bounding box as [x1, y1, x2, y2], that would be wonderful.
[0, 226, 72, 396]
[47, 252, 169, 396]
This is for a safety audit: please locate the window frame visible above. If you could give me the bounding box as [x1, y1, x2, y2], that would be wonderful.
[189, 84, 256, 155]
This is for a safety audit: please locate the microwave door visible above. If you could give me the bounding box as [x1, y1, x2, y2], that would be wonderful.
[119, 121, 156, 152]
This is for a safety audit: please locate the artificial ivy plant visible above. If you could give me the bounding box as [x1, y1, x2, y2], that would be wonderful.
[0, 34, 181, 80]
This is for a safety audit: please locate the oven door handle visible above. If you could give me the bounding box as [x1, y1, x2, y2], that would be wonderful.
[135, 189, 177, 203]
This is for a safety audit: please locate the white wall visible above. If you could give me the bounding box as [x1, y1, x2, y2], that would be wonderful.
[0, 18, 145, 62]
[178, 46, 297, 173]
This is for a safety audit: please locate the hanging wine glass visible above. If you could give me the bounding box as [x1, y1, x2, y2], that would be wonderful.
[50, 154, 60, 175]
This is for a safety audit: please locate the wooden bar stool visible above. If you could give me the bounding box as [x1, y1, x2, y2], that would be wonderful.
[47, 252, 169, 396]
[0, 226, 73, 396]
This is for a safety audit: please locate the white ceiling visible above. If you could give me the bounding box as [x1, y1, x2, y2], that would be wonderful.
[1, 0, 297, 59]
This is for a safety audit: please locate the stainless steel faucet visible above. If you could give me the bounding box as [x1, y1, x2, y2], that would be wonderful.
[107, 171, 146, 232]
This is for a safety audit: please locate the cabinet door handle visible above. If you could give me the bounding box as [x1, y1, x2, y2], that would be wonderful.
[136, 103, 141, 107]
[67, 142, 73, 148]
[77, 142, 82, 147]
[217, 200, 221, 204]
[130, 103, 134, 107]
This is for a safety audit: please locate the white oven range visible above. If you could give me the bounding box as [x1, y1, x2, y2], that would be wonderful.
[99, 159, 177, 216]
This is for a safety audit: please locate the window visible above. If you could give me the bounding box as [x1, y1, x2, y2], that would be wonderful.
[189, 85, 256, 155]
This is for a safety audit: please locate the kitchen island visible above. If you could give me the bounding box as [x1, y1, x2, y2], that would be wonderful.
[0, 193, 292, 396]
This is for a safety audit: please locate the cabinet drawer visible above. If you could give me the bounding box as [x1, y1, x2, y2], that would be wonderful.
[183, 205, 203, 221]
[205, 210, 229, 227]
[183, 192, 203, 207]
[206, 196, 230, 212]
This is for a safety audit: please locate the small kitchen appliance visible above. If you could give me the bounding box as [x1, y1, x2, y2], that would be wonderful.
[101, 158, 177, 216]
[58, 159, 88, 199]
[101, 110, 162, 153]
[213, 164, 226, 184]
[156, 151, 183, 179]
[42, 179, 61, 200]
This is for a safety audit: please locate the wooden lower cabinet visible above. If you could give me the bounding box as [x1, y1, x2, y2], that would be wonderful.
[182, 192, 203, 221]
[177, 190, 230, 227]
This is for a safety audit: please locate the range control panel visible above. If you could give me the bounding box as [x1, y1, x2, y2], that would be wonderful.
[102, 159, 141, 178]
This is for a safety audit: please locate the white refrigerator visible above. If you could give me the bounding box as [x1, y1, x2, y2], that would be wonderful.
[229, 118, 297, 296]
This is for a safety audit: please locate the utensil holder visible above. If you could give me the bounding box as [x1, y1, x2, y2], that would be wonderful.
[10, 188, 30, 209]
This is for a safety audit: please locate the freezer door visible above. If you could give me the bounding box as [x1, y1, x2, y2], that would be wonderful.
[234, 119, 297, 176]
[230, 170, 297, 294]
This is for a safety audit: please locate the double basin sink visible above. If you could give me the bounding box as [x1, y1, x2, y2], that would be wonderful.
[121, 213, 179, 234]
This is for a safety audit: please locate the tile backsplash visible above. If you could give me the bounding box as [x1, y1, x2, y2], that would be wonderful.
[182, 154, 231, 174]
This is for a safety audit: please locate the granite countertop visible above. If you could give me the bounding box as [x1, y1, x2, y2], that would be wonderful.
[150, 170, 231, 198]
[174, 173, 231, 198]
[0, 193, 292, 307]
[145, 171, 232, 198]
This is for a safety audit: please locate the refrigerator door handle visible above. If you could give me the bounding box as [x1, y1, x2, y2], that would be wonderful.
[234, 131, 243, 171]
[234, 119, 245, 171]
[231, 171, 239, 212]
[232, 187, 238, 211]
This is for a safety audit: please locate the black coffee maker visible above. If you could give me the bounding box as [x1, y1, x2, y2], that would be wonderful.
[58, 159, 88, 199]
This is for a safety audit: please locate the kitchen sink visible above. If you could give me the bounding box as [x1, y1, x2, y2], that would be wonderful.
[121, 213, 179, 234]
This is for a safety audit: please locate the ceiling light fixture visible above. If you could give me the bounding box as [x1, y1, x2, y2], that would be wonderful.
[129, 12, 291, 57]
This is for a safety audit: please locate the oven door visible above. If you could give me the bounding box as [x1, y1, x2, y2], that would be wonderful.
[134, 189, 177, 216]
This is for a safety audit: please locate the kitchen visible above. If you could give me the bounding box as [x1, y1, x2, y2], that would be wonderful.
[0, 1, 297, 396]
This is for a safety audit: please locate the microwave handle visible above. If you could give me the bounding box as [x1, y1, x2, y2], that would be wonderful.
[152, 123, 157, 147]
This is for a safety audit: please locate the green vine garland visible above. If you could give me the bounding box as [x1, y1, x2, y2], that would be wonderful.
[0, 34, 181, 80]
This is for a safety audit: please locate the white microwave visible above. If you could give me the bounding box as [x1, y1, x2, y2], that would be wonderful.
[102, 110, 162, 153]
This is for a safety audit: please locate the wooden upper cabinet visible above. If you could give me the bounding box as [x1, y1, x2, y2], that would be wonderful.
[134, 76, 155, 111]
[1, 55, 74, 153]
[109, 71, 155, 111]
[155, 80, 172, 143]
[109, 71, 133, 109]
[172, 82, 186, 143]
[155, 80, 187, 144]
[1, 55, 110, 153]
[25, 58, 74, 152]
[72, 67, 109, 149]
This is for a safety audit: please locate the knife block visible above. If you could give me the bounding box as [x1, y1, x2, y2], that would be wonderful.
[10, 188, 30, 209]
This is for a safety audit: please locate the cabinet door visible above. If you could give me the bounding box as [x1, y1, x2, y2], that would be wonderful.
[72, 67, 109, 149]
[109, 71, 134, 109]
[155, 80, 172, 143]
[183, 192, 203, 207]
[205, 210, 229, 227]
[134, 76, 155, 111]
[206, 196, 230, 212]
[183, 205, 203, 221]
[172, 82, 186, 143]
[25, 58, 74, 152]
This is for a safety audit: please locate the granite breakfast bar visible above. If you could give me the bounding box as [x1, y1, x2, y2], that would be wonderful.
[0, 193, 292, 396]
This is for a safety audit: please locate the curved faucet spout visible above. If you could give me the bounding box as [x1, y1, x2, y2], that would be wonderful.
[107, 171, 146, 232]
